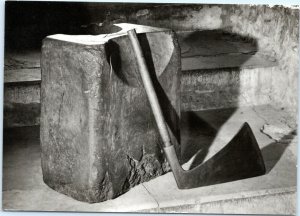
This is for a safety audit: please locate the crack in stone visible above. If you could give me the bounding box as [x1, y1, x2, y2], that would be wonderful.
[260, 125, 278, 142]
[58, 92, 65, 125]
[142, 183, 160, 210]
[252, 106, 269, 125]
[98, 171, 113, 201]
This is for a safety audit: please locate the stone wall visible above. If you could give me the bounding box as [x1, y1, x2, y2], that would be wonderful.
[4, 3, 299, 121]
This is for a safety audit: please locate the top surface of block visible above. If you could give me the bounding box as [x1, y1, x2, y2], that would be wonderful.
[47, 23, 168, 45]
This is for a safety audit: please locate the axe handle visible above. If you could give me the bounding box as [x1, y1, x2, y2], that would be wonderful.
[128, 29, 172, 147]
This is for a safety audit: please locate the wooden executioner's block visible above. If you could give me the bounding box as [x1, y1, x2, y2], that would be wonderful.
[40, 23, 181, 203]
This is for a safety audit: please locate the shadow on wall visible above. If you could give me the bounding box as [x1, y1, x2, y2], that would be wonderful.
[5, 1, 92, 51]
[179, 30, 259, 168]
[180, 31, 295, 175]
[4, 1, 163, 51]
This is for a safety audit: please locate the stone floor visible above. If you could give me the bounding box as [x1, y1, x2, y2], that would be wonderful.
[2, 105, 297, 214]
